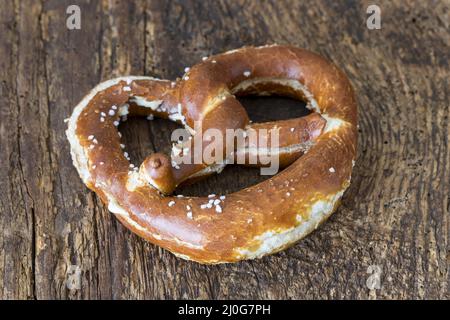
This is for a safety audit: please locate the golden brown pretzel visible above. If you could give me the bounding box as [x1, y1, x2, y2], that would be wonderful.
[66, 45, 357, 263]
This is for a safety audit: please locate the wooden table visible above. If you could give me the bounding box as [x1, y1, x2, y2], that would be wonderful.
[0, 0, 448, 299]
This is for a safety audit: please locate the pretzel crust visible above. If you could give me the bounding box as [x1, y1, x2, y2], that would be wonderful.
[66, 45, 357, 263]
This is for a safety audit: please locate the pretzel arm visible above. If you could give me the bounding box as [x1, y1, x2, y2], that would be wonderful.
[238, 112, 326, 168]
[140, 113, 326, 192]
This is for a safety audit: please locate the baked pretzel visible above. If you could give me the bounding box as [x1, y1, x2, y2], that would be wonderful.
[66, 45, 357, 263]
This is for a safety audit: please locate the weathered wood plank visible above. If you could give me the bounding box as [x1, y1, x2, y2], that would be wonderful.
[0, 0, 35, 300]
[0, 0, 448, 299]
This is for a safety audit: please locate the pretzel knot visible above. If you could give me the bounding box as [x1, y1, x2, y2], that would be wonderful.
[66, 45, 357, 263]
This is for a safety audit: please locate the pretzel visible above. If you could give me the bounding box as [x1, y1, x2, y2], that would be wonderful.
[66, 45, 357, 263]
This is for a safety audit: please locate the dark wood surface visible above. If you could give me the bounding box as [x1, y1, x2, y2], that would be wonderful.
[0, 0, 448, 299]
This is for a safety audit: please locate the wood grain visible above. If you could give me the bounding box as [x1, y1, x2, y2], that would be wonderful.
[0, 0, 448, 299]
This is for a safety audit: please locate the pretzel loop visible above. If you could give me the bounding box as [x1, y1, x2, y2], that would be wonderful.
[67, 45, 357, 263]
